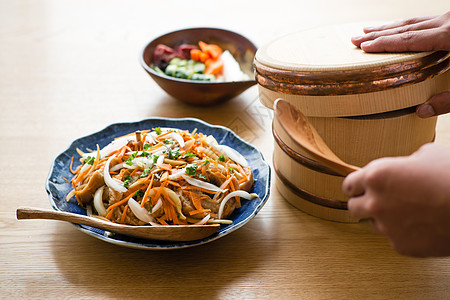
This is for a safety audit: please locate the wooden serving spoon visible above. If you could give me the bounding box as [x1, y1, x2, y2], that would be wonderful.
[16, 207, 220, 242]
[274, 98, 360, 176]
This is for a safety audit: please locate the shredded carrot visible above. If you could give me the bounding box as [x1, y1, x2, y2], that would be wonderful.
[157, 217, 168, 225]
[222, 176, 233, 189]
[115, 168, 127, 181]
[167, 180, 181, 187]
[158, 164, 172, 171]
[236, 164, 248, 182]
[189, 191, 204, 211]
[161, 188, 175, 207]
[69, 156, 76, 174]
[214, 171, 227, 181]
[148, 142, 163, 152]
[120, 205, 129, 224]
[72, 164, 92, 186]
[141, 174, 155, 207]
[189, 208, 211, 216]
[182, 185, 218, 194]
[105, 207, 114, 220]
[107, 193, 134, 212]
[230, 178, 241, 207]
[113, 129, 151, 141]
[152, 181, 168, 206]
[155, 130, 174, 140]
[117, 145, 132, 161]
[160, 171, 169, 182]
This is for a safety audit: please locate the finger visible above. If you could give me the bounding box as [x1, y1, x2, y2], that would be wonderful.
[347, 196, 372, 220]
[352, 19, 437, 47]
[362, 15, 436, 33]
[369, 219, 384, 234]
[342, 170, 366, 197]
[360, 28, 444, 52]
[416, 91, 450, 118]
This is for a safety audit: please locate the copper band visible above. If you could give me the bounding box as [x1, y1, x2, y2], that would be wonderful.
[273, 159, 348, 210]
[254, 51, 450, 95]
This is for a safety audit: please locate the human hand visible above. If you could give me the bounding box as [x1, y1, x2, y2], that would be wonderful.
[342, 143, 450, 257]
[351, 12, 450, 118]
[351, 11, 450, 52]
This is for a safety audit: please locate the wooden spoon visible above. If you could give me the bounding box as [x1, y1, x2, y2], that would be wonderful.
[274, 98, 360, 176]
[16, 207, 220, 242]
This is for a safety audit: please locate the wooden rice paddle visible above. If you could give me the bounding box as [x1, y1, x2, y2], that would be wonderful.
[16, 207, 220, 241]
[274, 98, 360, 176]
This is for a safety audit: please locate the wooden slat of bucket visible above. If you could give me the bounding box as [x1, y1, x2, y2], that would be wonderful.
[258, 71, 450, 117]
[273, 104, 437, 167]
[308, 112, 437, 166]
[273, 142, 347, 201]
[274, 174, 358, 223]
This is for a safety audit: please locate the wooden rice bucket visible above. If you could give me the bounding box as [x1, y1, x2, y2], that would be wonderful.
[254, 23, 450, 223]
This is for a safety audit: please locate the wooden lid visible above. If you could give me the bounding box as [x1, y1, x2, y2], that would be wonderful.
[254, 23, 450, 95]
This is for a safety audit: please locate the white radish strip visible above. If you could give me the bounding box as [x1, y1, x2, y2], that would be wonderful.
[205, 135, 218, 146]
[215, 145, 248, 167]
[110, 162, 124, 172]
[156, 155, 165, 165]
[181, 174, 225, 193]
[93, 186, 107, 217]
[100, 135, 135, 157]
[149, 148, 165, 156]
[134, 157, 154, 169]
[78, 162, 91, 175]
[195, 214, 211, 225]
[123, 163, 137, 169]
[86, 204, 93, 217]
[128, 198, 157, 224]
[163, 132, 185, 148]
[168, 168, 185, 180]
[104, 155, 127, 193]
[218, 191, 258, 219]
[151, 198, 162, 214]
[184, 139, 195, 151]
[144, 132, 157, 144]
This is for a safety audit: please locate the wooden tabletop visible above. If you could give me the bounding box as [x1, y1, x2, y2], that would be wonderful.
[1, 1, 450, 299]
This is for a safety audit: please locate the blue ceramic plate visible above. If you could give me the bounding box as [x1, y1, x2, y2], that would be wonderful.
[46, 118, 271, 250]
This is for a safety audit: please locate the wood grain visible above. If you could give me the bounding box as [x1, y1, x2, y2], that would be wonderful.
[16, 207, 220, 241]
[2, 1, 450, 299]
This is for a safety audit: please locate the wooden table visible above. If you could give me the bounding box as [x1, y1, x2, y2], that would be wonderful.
[1, 1, 450, 298]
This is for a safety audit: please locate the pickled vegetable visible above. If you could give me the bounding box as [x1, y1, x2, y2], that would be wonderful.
[160, 58, 215, 81]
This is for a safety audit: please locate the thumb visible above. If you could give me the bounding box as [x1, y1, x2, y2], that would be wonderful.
[416, 91, 450, 118]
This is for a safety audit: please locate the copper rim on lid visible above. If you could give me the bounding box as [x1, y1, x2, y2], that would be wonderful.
[255, 51, 449, 96]
[254, 23, 450, 96]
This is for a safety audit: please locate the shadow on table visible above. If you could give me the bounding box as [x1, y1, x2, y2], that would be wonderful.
[51, 218, 274, 299]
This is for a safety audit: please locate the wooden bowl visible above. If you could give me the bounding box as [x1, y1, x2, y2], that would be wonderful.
[140, 27, 257, 106]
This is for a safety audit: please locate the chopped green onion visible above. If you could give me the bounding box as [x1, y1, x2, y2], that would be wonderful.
[84, 156, 96, 165]
[182, 152, 196, 159]
[185, 164, 198, 176]
[123, 175, 133, 188]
